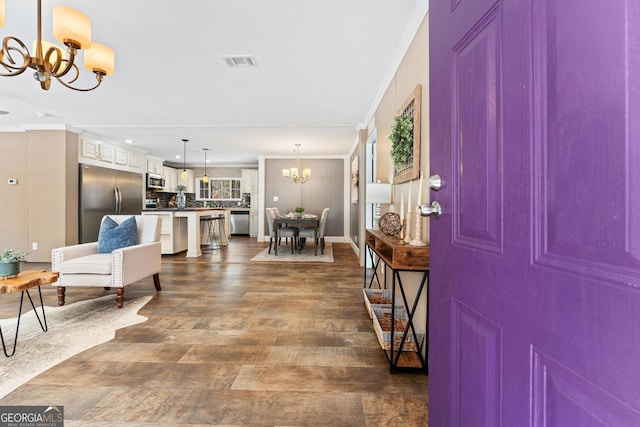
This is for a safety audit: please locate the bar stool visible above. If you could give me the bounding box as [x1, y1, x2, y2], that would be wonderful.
[212, 215, 228, 247]
[200, 216, 217, 252]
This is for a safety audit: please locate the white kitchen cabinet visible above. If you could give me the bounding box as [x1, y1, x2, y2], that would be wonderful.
[115, 147, 128, 165]
[163, 166, 178, 192]
[250, 212, 258, 237]
[146, 156, 164, 174]
[81, 139, 114, 164]
[143, 212, 187, 254]
[128, 151, 141, 168]
[242, 169, 258, 193]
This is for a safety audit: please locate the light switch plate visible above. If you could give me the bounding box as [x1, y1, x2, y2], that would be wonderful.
[273, 196, 279, 201]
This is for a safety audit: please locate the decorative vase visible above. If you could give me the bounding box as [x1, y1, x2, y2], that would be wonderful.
[0, 262, 20, 278]
[176, 191, 186, 210]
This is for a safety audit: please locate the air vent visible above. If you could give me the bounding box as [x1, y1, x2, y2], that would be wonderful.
[221, 55, 258, 68]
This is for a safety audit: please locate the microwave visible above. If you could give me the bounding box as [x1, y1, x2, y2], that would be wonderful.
[147, 173, 165, 189]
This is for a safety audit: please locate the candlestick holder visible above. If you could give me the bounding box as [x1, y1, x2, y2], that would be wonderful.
[410, 206, 427, 246]
[399, 219, 406, 244]
[404, 212, 413, 244]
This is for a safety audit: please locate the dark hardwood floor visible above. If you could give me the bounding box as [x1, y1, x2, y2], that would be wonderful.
[0, 237, 428, 426]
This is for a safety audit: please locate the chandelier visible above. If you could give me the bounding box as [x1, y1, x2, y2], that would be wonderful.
[282, 143, 311, 184]
[0, 0, 114, 91]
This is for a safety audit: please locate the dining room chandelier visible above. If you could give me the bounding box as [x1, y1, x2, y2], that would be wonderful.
[282, 143, 311, 184]
[0, 0, 115, 91]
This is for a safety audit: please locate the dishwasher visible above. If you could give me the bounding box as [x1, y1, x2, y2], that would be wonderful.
[230, 210, 250, 235]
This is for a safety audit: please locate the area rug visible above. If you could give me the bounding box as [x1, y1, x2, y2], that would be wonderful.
[250, 242, 334, 263]
[0, 294, 152, 399]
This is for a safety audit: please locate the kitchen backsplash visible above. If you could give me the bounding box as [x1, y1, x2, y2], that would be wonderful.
[145, 190, 250, 209]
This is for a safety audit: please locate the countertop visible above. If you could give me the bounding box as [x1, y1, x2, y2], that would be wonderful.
[142, 208, 229, 212]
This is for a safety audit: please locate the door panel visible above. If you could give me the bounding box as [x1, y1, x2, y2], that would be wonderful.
[430, 0, 640, 425]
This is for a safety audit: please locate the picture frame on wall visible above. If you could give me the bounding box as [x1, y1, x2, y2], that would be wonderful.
[351, 156, 359, 204]
[393, 84, 422, 185]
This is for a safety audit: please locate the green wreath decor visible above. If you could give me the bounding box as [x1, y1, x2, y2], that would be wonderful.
[388, 114, 414, 167]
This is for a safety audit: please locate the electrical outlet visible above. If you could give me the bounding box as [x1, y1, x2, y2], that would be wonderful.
[273, 196, 279, 202]
[32, 242, 38, 250]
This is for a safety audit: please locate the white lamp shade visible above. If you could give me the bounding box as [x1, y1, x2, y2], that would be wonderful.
[0, 0, 5, 28]
[282, 169, 290, 178]
[53, 6, 92, 49]
[290, 167, 299, 178]
[84, 42, 115, 75]
[366, 183, 392, 203]
[303, 168, 311, 178]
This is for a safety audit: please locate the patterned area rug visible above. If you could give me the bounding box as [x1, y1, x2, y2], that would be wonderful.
[250, 242, 333, 263]
[0, 294, 152, 399]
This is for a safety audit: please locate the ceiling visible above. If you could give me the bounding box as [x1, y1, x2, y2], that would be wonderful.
[0, 0, 428, 167]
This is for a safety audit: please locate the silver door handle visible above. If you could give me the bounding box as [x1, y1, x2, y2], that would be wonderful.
[428, 174, 443, 191]
[419, 201, 442, 218]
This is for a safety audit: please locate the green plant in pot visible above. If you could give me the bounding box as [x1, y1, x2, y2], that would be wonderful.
[294, 207, 304, 218]
[388, 114, 414, 167]
[0, 249, 28, 278]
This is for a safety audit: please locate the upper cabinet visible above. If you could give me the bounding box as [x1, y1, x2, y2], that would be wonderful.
[242, 169, 258, 193]
[146, 156, 164, 175]
[80, 138, 145, 174]
[163, 166, 178, 192]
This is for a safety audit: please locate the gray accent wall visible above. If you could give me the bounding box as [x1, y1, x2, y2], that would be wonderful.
[264, 158, 344, 237]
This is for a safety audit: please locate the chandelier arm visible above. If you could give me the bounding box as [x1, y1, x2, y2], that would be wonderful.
[0, 37, 31, 75]
[54, 72, 103, 92]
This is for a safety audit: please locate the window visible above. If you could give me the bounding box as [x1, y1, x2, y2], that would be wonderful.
[196, 178, 241, 201]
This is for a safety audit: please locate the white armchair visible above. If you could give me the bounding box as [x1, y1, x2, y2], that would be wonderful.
[51, 215, 162, 308]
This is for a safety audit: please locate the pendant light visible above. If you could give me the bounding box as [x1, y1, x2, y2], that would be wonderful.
[282, 144, 311, 184]
[202, 148, 209, 184]
[181, 139, 188, 179]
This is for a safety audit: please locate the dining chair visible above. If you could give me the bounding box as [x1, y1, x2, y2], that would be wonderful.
[298, 208, 330, 255]
[266, 208, 298, 254]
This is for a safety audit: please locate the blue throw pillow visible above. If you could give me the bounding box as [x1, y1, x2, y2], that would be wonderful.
[97, 216, 138, 254]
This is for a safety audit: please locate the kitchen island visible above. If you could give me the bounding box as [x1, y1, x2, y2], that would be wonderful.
[142, 208, 230, 257]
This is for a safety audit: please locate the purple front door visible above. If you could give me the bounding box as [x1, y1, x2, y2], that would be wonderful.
[429, 0, 640, 425]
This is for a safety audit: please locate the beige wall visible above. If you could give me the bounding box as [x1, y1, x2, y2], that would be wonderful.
[0, 130, 78, 262]
[370, 14, 430, 244]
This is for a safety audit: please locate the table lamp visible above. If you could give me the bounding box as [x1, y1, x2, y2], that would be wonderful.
[366, 181, 392, 229]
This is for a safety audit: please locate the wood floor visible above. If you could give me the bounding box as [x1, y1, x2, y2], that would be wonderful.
[0, 237, 428, 426]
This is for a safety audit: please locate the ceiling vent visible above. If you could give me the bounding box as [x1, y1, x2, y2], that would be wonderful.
[221, 55, 258, 68]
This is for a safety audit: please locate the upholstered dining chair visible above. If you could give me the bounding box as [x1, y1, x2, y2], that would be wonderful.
[298, 208, 330, 255]
[266, 207, 298, 254]
[51, 215, 162, 308]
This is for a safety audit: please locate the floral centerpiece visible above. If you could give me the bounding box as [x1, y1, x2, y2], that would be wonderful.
[0, 249, 28, 278]
[294, 207, 304, 218]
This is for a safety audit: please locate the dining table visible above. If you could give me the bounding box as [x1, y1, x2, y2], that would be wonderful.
[273, 214, 320, 255]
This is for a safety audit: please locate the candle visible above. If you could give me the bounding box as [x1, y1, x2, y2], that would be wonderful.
[400, 192, 404, 221]
[407, 180, 412, 213]
[417, 171, 423, 206]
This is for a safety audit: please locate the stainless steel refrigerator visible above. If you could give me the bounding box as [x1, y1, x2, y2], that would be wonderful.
[79, 164, 144, 243]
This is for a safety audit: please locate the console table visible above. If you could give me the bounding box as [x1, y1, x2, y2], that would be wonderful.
[364, 229, 429, 372]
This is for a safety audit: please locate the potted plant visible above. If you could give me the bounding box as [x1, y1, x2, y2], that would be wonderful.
[175, 184, 187, 209]
[0, 249, 28, 278]
[388, 114, 414, 167]
[294, 207, 305, 218]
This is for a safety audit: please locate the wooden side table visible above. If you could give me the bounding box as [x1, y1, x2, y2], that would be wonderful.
[364, 229, 430, 372]
[0, 270, 59, 357]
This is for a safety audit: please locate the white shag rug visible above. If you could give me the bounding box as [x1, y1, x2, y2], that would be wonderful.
[0, 294, 152, 399]
[250, 242, 334, 263]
